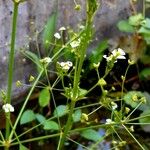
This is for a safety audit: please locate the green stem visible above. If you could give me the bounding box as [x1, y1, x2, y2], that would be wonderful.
[5, 1, 19, 147]
[122, 124, 145, 150]
[7, 2, 18, 104]
[11, 116, 56, 143]
[143, 0, 146, 18]
[10, 133, 60, 146]
[9, 69, 44, 140]
[120, 65, 130, 118]
[57, 101, 76, 150]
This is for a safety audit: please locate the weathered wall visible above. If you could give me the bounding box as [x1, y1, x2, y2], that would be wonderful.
[0, 0, 138, 103]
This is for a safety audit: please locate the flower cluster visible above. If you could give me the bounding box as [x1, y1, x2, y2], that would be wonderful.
[2, 103, 14, 113]
[111, 102, 118, 110]
[105, 118, 115, 124]
[57, 61, 73, 71]
[103, 48, 126, 63]
[40, 57, 52, 64]
[54, 26, 66, 39]
[54, 33, 61, 39]
[70, 39, 81, 48]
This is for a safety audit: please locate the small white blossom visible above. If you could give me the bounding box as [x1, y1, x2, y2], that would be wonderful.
[79, 25, 85, 29]
[2, 103, 14, 113]
[111, 102, 118, 110]
[105, 119, 115, 124]
[40, 57, 52, 64]
[58, 61, 73, 70]
[54, 32, 61, 39]
[103, 55, 113, 62]
[103, 48, 126, 62]
[112, 48, 126, 59]
[59, 26, 66, 31]
[70, 39, 80, 48]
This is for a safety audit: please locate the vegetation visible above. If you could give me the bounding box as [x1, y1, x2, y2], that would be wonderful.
[0, 0, 150, 149]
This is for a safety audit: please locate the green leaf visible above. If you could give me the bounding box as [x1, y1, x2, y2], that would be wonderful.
[35, 113, 46, 124]
[53, 105, 68, 117]
[20, 110, 36, 125]
[123, 91, 148, 111]
[19, 144, 29, 150]
[81, 129, 102, 142]
[129, 13, 144, 26]
[142, 18, 150, 29]
[141, 55, 150, 64]
[78, 88, 87, 99]
[89, 40, 108, 69]
[39, 87, 50, 107]
[143, 35, 150, 44]
[138, 26, 150, 35]
[43, 120, 59, 130]
[43, 13, 57, 51]
[117, 20, 135, 33]
[140, 68, 150, 80]
[139, 109, 150, 132]
[23, 50, 42, 73]
[72, 109, 82, 122]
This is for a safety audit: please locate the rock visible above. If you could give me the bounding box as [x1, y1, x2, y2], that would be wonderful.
[0, 0, 137, 103]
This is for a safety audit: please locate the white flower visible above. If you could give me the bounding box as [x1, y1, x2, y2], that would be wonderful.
[70, 39, 80, 48]
[59, 26, 66, 31]
[112, 48, 126, 59]
[103, 55, 113, 62]
[103, 48, 126, 62]
[111, 102, 118, 110]
[58, 61, 73, 70]
[2, 103, 14, 113]
[54, 32, 61, 39]
[40, 57, 52, 64]
[79, 25, 85, 29]
[105, 119, 115, 124]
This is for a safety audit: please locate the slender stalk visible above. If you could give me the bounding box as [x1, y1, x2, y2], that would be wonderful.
[57, 100, 76, 150]
[57, 26, 91, 150]
[11, 116, 56, 142]
[122, 124, 145, 150]
[5, 2, 19, 147]
[143, 0, 146, 18]
[10, 133, 60, 146]
[7, 2, 18, 104]
[57, 1, 98, 149]
[120, 65, 130, 116]
[9, 69, 44, 140]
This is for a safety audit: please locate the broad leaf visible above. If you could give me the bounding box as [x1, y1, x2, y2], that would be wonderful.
[123, 91, 148, 111]
[23, 50, 42, 73]
[43, 120, 59, 130]
[142, 18, 150, 29]
[129, 13, 144, 26]
[140, 68, 150, 80]
[72, 109, 82, 122]
[36, 113, 46, 124]
[81, 129, 102, 142]
[53, 105, 68, 117]
[39, 88, 50, 107]
[43, 13, 57, 52]
[78, 88, 87, 99]
[138, 27, 150, 35]
[140, 55, 150, 64]
[19, 144, 29, 150]
[20, 110, 36, 125]
[139, 109, 150, 132]
[89, 40, 108, 69]
[117, 20, 135, 33]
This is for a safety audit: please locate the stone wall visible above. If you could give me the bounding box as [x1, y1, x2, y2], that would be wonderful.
[0, 0, 139, 103]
